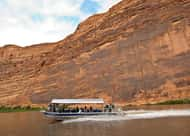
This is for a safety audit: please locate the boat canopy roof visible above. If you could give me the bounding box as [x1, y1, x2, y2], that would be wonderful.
[51, 98, 104, 104]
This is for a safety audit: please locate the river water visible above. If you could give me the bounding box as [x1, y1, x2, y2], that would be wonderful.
[0, 105, 190, 136]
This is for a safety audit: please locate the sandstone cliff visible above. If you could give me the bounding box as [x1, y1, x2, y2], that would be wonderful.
[0, 0, 190, 105]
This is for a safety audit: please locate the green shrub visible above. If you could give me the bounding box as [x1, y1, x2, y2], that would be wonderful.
[0, 105, 42, 112]
[156, 99, 190, 105]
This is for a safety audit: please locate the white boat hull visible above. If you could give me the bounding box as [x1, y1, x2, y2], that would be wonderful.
[43, 111, 118, 120]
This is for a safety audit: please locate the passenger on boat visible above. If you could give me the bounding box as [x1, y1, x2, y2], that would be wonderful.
[76, 106, 79, 112]
[55, 106, 59, 112]
[90, 106, 93, 112]
[104, 104, 114, 112]
[48, 104, 54, 112]
[84, 106, 87, 112]
[47, 104, 104, 113]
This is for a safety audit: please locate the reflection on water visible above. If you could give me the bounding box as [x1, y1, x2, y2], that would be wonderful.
[0, 105, 190, 136]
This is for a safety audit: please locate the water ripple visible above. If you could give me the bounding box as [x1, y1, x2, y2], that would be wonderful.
[62, 109, 190, 124]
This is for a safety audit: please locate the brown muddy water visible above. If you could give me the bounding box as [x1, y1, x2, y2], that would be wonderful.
[0, 105, 190, 136]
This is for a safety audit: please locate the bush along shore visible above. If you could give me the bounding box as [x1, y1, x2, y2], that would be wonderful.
[154, 99, 190, 105]
[0, 105, 44, 113]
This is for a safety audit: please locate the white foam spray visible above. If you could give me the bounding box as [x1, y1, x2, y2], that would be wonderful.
[62, 109, 190, 124]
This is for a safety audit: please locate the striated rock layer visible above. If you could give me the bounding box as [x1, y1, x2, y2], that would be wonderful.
[0, 0, 190, 105]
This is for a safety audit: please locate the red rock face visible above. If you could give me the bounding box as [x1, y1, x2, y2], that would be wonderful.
[0, 0, 190, 105]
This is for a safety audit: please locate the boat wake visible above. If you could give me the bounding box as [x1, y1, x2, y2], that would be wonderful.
[62, 109, 190, 124]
